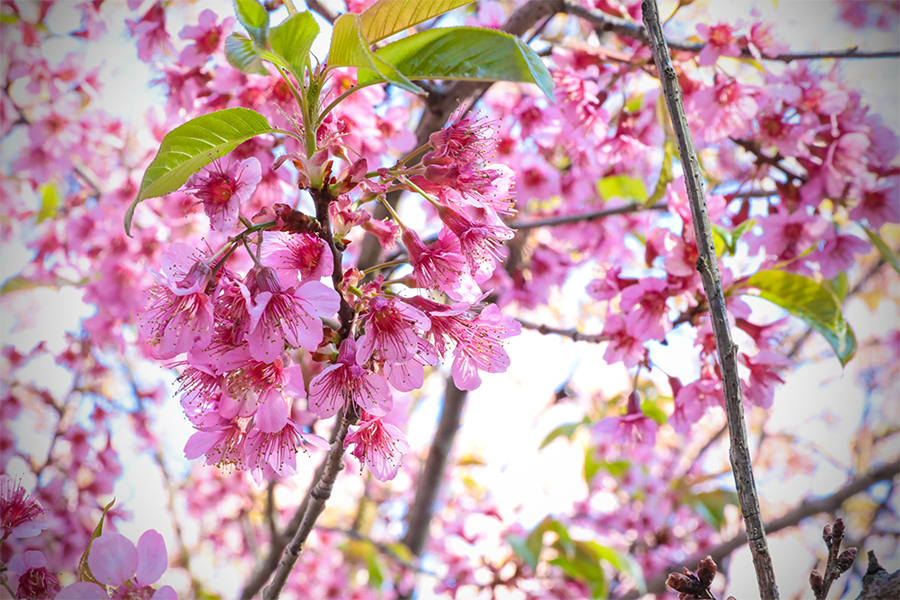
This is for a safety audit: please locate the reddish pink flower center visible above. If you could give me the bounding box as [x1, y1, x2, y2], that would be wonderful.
[709, 24, 733, 47]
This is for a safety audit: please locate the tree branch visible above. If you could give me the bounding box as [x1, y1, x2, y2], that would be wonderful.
[517, 318, 610, 343]
[642, 1, 779, 598]
[620, 458, 900, 598]
[317, 526, 437, 575]
[262, 416, 353, 600]
[508, 201, 666, 230]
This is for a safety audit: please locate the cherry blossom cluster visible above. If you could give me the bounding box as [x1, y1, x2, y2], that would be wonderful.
[139, 104, 520, 482]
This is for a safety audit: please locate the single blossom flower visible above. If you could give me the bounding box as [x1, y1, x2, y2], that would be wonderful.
[56, 530, 177, 600]
[184, 157, 261, 231]
[308, 337, 393, 418]
[343, 413, 410, 482]
[261, 231, 334, 288]
[246, 267, 341, 362]
[356, 295, 431, 365]
[8, 551, 61, 600]
[594, 391, 658, 448]
[244, 419, 330, 480]
[0, 475, 48, 539]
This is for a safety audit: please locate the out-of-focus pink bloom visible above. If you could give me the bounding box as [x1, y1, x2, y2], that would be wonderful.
[184, 158, 261, 231]
[745, 21, 789, 60]
[246, 267, 340, 362]
[8, 551, 61, 600]
[587, 266, 636, 301]
[54, 582, 109, 600]
[139, 243, 214, 359]
[308, 337, 393, 418]
[696, 22, 742, 66]
[741, 350, 792, 409]
[344, 413, 410, 481]
[126, 2, 175, 63]
[178, 9, 234, 68]
[822, 132, 871, 198]
[747, 209, 828, 262]
[619, 277, 671, 342]
[600, 313, 646, 369]
[693, 77, 758, 143]
[811, 230, 870, 279]
[593, 391, 657, 448]
[356, 296, 430, 365]
[850, 176, 900, 228]
[0, 475, 47, 539]
[670, 377, 723, 434]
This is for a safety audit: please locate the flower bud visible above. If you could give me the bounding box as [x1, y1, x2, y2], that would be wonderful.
[697, 556, 717, 587]
[836, 548, 857, 573]
[809, 570, 824, 596]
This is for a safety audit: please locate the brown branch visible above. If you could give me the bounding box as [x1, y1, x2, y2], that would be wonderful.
[642, 1, 779, 598]
[731, 138, 807, 183]
[508, 202, 666, 230]
[400, 379, 468, 559]
[619, 458, 900, 598]
[304, 0, 337, 24]
[857, 550, 900, 600]
[262, 416, 353, 600]
[517, 318, 610, 343]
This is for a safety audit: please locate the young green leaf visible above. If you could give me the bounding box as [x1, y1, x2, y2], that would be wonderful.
[268, 11, 320, 81]
[125, 108, 275, 236]
[225, 33, 268, 75]
[743, 270, 857, 366]
[233, 0, 269, 46]
[864, 226, 900, 276]
[598, 174, 648, 203]
[328, 13, 423, 94]
[359, 0, 477, 43]
[360, 27, 555, 101]
[77, 498, 116, 585]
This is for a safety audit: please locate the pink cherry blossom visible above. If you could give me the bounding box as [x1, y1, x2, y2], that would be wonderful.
[139, 244, 214, 359]
[8, 550, 61, 600]
[343, 413, 411, 482]
[0, 475, 48, 539]
[184, 417, 249, 470]
[741, 350, 793, 409]
[308, 337, 393, 418]
[696, 22, 742, 66]
[437, 204, 514, 275]
[246, 267, 340, 362]
[244, 419, 330, 480]
[356, 296, 431, 365]
[126, 2, 176, 63]
[261, 231, 334, 288]
[449, 304, 520, 391]
[811, 230, 870, 279]
[593, 392, 658, 448]
[184, 158, 261, 231]
[178, 9, 234, 69]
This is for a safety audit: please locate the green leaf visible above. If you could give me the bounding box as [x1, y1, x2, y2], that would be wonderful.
[647, 138, 676, 204]
[598, 174, 648, 203]
[822, 271, 849, 302]
[37, 182, 59, 223]
[592, 542, 646, 594]
[225, 33, 268, 75]
[539, 417, 589, 449]
[78, 498, 115, 584]
[730, 218, 757, 244]
[640, 399, 667, 425]
[508, 534, 540, 570]
[743, 270, 857, 366]
[361, 27, 555, 101]
[328, 13, 423, 94]
[233, 0, 269, 46]
[360, 0, 477, 43]
[689, 489, 738, 530]
[268, 11, 319, 81]
[711, 225, 728, 257]
[864, 226, 900, 276]
[126, 108, 275, 236]
[0, 274, 84, 295]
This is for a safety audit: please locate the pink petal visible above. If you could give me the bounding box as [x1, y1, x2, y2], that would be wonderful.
[256, 388, 288, 433]
[88, 532, 138, 587]
[451, 352, 482, 391]
[150, 585, 178, 600]
[295, 281, 340, 317]
[55, 582, 109, 600]
[135, 530, 168, 586]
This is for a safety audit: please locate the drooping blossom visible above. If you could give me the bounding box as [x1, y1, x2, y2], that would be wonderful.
[593, 391, 658, 448]
[0, 475, 47, 540]
[437, 204, 514, 275]
[8, 551, 61, 600]
[183, 157, 261, 231]
[401, 227, 476, 300]
[450, 304, 520, 391]
[741, 350, 793, 409]
[139, 243, 214, 359]
[126, 2, 176, 63]
[810, 230, 870, 279]
[178, 9, 234, 69]
[56, 530, 176, 600]
[308, 337, 393, 418]
[184, 417, 248, 471]
[244, 419, 330, 480]
[246, 267, 340, 362]
[344, 412, 411, 482]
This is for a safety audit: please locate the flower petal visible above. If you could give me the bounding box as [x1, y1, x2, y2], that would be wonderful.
[135, 529, 168, 586]
[88, 532, 137, 587]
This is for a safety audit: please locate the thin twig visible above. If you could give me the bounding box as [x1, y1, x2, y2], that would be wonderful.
[517, 318, 610, 343]
[508, 201, 666, 230]
[641, 1, 779, 598]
